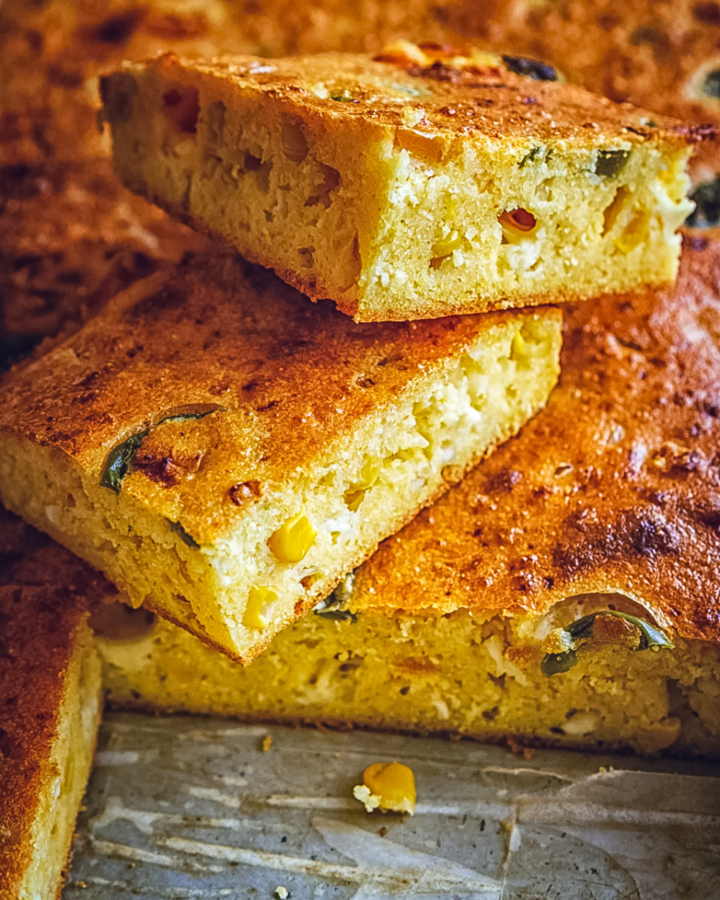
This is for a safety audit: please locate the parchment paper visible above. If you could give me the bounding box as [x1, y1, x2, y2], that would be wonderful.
[63, 713, 720, 899]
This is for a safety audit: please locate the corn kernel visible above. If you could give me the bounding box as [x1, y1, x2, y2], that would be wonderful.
[511, 330, 531, 361]
[243, 585, 278, 630]
[268, 514, 317, 563]
[344, 490, 365, 512]
[431, 232, 464, 260]
[353, 761, 416, 814]
[344, 462, 381, 511]
[615, 209, 650, 253]
[602, 186, 630, 235]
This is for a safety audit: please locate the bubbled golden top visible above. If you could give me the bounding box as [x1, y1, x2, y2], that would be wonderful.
[0, 253, 541, 546]
[114, 40, 713, 156]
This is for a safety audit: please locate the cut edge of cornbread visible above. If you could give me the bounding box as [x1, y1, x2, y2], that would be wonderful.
[0, 308, 562, 663]
[101, 47, 700, 321]
[23, 629, 102, 900]
[1, 618, 103, 900]
[95, 592, 720, 759]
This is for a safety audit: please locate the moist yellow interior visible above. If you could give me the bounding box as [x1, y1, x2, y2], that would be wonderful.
[19, 625, 102, 900]
[0, 312, 561, 662]
[106, 66, 692, 321]
[97, 592, 720, 758]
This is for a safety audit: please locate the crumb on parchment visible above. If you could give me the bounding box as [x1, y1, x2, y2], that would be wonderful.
[352, 761, 416, 815]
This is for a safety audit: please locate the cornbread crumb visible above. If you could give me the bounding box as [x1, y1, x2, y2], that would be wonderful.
[275, 887, 289, 899]
[95, 243, 720, 758]
[353, 784, 382, 813]
[262, 735, 273, 752]
[352, 762, 416, 815]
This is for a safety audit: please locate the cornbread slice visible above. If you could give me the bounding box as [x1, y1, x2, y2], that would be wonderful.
[96, 236, 720, 757]
[100, 42, 707, 322]
[0, 511, 104, 900]
[0, 252, 561, 663]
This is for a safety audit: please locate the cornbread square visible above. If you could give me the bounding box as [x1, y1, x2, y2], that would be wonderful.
[100, 41, 706, 322]
[0, 512, 104, 900]
[96, 237, 720, 758]
[0, 253, 561, 663]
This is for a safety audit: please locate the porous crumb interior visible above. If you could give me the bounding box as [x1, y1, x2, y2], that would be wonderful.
[97, 593, 720, 758]
[0, 313, 560, 661]
[20, 627, 102, 900]
[106, 67, 693, 320]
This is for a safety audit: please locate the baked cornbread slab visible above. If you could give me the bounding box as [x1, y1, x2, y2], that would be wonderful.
[97, 237, 720, 757]
[101, 42, 706, 322]
[0, 253, 561, 663]
[0, 510, 104, 900]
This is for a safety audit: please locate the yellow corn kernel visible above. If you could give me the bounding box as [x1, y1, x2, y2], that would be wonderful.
[615, 209, 650, 253]
[357, 460, 381, 490]
[344, 490, 366, 513]
[602, 185, 629, 235]
[511, 329, 531, 361]
[344, 461, 381, 511]
[268, 513, 317, 564]
[356, 761, 416, 814]
[431, 232, 464, 261]
[243, 585, 278, 630]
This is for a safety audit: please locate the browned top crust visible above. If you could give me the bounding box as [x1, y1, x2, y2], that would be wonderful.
[0, 0, 457, 165]
[354, 234, 720, 645]
[448, 0, 720, 186]
[0, 158, 210, 369]
[0, 253, 540, 546]
[0, 509, 107, 894]
[3, 1, 720, 178]
[122, 44, 709, 153]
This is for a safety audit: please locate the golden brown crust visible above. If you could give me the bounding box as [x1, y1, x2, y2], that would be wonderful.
[353, 234, 720, 645]
[0, 158, 210, 369]
[0, 1, 460, 165]
[0, 0, 255, 165]
[131, 47, 703, 153]
[0, 252, 547, 546]
[3, 0, 720, 183]
[448, 0, 720, 184]
[0, 509, 108, 897]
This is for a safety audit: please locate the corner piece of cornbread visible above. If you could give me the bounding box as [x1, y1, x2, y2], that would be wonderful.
[96, 237, 720, 758]
[0, 253, 561, 663]
[100, 41, 709, 322]
[0, 512, 104, 900]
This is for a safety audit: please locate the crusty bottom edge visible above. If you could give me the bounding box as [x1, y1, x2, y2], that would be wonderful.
[102, 698, 720, 762]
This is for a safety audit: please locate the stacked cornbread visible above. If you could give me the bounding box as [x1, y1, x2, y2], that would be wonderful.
[96, 238, 720, 759]
[1, 26, 719, 898]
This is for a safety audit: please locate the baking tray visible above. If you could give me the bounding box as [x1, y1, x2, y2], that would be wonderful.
[63, 713, 720, 899]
